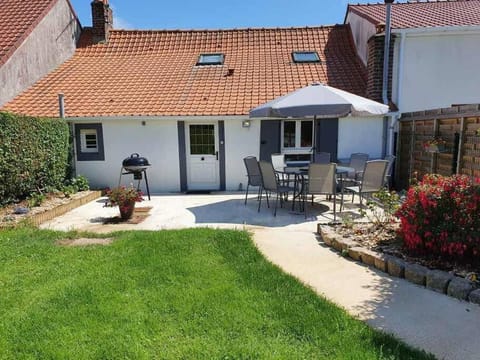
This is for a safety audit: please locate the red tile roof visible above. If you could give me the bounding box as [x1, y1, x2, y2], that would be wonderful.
[3, 26, 367, 117]
[348, 1, 480, 29]
[0, 0, 58, 66]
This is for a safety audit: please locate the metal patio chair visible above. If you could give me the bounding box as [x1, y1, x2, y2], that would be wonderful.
[313, 152, 331, 164]
[384, 155, 396, 189]
[243, 156, 262, 205]
[347, 152, 369, 181]
[305, 163, 338, 220]
[271, 153, 286, 171]
[344, 160, 388, 206]
[258, 160, 295, 216]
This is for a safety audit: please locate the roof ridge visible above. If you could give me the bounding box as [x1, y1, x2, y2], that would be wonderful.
[103, 24, 348, 33]
[350, 0, 480, 7]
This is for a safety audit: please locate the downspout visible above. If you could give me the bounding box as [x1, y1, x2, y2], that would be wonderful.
[58, 93, 65, 118]
[382, 0, 394, 106]
[59, 93, 76, 177]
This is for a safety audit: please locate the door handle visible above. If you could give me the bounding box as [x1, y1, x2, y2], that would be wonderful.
[215, 151, 218, 160]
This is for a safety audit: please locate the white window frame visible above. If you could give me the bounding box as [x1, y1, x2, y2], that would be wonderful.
[197, 53, 224, 66]
[80, 129, 98, 153]
[281, 119, 313, 154]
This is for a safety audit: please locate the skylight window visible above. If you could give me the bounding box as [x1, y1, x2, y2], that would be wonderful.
[292, 51, 320, 63]
[197, 53, 224, 66]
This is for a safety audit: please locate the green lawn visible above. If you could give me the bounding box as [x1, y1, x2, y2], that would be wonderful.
[0, 228, 433, 359]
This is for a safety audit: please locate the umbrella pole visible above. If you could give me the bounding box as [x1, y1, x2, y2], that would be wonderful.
[312, 115, 316, 162]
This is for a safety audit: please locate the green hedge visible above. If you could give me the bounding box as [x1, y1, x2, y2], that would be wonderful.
[0, 112, 69, 204]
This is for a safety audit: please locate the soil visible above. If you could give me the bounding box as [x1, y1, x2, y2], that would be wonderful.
[334, 221, 480, 281]
[101, 206, 152, 225]
[0, 191, 95, 228]
[57, 238, 113, 246]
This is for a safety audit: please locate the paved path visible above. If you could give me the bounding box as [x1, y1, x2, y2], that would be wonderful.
[253, 227, 480, 360]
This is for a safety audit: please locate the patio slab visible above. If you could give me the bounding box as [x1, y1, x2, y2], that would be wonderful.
[40, 192, 350, 232]
[39, 192, 480, 359]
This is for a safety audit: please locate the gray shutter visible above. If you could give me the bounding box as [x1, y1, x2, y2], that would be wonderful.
[315, 118, 338, 162]
[218, 121, 226, 191]
[259, 120, 281, 161]
[177, 121, 187, 192]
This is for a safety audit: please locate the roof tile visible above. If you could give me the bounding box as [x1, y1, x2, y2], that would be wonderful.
[4, 26, 367, 117]
[349, 0, 480, 29]
[0, 0, 57, 65]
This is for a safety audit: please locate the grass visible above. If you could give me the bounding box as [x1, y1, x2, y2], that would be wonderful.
[0, 228, 434, 359]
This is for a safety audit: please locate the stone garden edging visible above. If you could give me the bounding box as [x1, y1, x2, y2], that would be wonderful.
[317, 224, 480, 305]
[29, 191, 102, 226]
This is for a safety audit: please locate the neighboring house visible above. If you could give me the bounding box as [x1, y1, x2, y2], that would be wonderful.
[0, 0, 81, 107]
[346, 0, 480, 113]
[3, 1, 387, 193]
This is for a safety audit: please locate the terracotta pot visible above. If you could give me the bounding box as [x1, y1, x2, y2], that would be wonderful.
[119, 201, 135, 220]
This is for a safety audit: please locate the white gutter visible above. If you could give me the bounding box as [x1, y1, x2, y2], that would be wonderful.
[64, 115, 248, 122]
[393, 25, 480, 36]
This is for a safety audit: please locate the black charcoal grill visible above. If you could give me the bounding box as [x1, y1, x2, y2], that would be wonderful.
[118, 153, 151, 200]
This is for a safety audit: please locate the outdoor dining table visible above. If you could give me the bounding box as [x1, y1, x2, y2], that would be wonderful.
[278, 164, 355, 213]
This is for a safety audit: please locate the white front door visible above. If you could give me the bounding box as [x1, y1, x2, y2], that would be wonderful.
[186, 123, 220, 190]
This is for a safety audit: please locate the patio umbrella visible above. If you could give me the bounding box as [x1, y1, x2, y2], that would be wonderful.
[249, 83, 389, 118]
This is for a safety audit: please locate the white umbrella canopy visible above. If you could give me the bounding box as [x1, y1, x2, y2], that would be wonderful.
[249, 83, 389, 118]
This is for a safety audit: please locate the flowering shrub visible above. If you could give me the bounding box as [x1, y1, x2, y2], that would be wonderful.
[423, 137, 446, 151]
[106, 185, 143, 208]
[395, 174, 480, 262]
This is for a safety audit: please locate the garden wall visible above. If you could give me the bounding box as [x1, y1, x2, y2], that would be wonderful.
[397, 104, 480, 189]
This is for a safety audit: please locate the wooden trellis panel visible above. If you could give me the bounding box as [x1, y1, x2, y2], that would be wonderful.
[397, 105, 480, 189]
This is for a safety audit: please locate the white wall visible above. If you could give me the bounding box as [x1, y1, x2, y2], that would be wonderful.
[396, 32, 480, 112]
[224, 119, 261, 191]
[345, 11, 377, 66]
[0, 0, 80, 106]
[73, 117, 261, 193]
[74, 119, 181, 193]
[337, 116, 384, 160]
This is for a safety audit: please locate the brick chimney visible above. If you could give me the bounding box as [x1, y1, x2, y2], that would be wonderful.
[91, 0, 113, 43]
[366, 34, 394, 103]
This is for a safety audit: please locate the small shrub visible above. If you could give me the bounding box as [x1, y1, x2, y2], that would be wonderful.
[68, 175, 89, 191]
[395, 174, 480, 262]
[62, 175, 90, 196]
[360, 188, 400, 226]
[27, 192, 46, 208]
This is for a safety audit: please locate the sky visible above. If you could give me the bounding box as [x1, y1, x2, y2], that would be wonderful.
[69, 0, 386, 30]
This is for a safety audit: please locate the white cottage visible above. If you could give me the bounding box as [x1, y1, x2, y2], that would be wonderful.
[4, 0, 387, 193]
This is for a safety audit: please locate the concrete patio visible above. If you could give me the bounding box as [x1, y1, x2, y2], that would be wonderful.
[40, 192, 354, 233]
[40, 192, 480, 360]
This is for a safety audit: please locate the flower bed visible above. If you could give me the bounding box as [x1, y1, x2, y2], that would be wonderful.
[0, 190, 101, 228]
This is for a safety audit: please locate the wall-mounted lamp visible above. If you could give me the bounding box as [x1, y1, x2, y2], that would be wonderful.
[242, 119, 251, 128]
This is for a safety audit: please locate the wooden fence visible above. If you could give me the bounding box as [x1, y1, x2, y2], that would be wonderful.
[397, 104, 480, 189]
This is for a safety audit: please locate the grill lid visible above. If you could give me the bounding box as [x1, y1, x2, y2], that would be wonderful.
[122, 153, 151, 172]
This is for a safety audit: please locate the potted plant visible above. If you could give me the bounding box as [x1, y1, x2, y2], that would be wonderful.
[423, 137, 447, 153]
[106, 185, 143, 220]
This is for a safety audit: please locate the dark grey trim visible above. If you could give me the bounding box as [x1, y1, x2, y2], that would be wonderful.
[177, 121, 187, 192]
[218, 121, 226, 191]
[74, 123, 105, 161]
[259, 120, 281, 161]
[315, 118, 338, 162]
